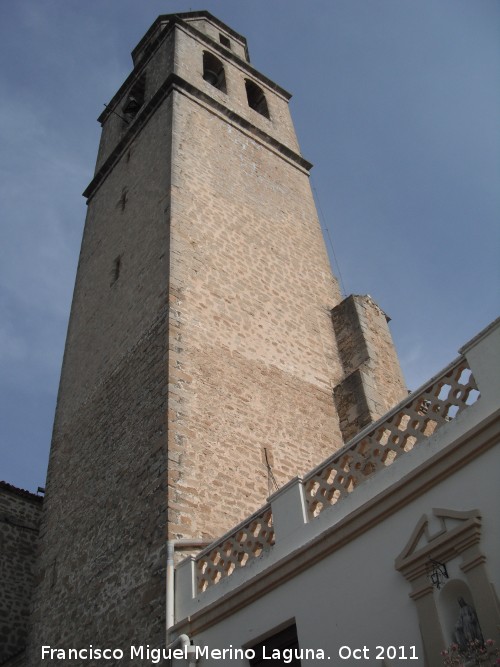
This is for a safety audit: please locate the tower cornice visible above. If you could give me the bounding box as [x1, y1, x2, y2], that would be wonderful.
[85, 72, 311, 201]
[132, 11, 250, 64]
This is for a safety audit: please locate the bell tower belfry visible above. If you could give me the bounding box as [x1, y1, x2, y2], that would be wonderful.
[26, 12, 406, 660]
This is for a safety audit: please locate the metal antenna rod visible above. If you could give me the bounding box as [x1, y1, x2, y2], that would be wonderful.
[264, 447, 280, 496]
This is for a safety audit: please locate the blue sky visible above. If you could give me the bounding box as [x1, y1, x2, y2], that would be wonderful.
[1, 1, 499, 492]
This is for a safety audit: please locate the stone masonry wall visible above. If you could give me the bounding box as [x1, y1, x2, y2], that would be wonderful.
[183, 16, 248, 62]
[26, 314, 169, 666]
[56, 97, 173, 423]
[174, 24, 300, 153]
[332, 295, 407, 441]
[166, 84, 345, 540]
[26, 97, 174, 665]
[0, 483, 42, 663]
[95, 28, 175, 174]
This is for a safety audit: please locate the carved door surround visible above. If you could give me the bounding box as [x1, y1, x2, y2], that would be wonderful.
[396, 508, 500, 667]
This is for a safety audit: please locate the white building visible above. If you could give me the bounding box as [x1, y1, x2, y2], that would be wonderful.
[169, 318, 500, 667]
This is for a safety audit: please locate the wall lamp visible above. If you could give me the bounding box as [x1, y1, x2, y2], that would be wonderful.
[428, 558, 449, 589]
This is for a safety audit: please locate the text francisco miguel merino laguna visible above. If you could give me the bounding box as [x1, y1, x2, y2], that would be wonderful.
[41, 644, 327, 663]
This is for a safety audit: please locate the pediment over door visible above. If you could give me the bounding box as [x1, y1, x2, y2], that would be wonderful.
[395, 508, 481, 576]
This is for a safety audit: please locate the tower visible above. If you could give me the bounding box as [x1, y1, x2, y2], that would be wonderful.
[26, 12, 406, 662]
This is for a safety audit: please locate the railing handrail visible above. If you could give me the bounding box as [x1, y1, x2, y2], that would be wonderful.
[303, 353, 464, 483]
[195, 501, 273, 562]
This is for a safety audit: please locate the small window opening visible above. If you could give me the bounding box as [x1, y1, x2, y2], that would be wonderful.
[219, 34, 231, 49]
[202, 52, 227, 92]
[123, 74, 146, 119]
[118, 187, 128, 212]
[111, 256, 121, 285]
[245, 79, 269, 118]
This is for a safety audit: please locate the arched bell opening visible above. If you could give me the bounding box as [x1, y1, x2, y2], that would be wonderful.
[245, 79, 269, 118]
[203, 52, 227, 93]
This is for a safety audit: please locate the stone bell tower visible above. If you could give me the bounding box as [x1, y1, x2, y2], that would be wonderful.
[25, 11, 406, 662]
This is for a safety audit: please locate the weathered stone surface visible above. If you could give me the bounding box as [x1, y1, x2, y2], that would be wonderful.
[332, 294, 407, 441]
[0, 483, 42, 664]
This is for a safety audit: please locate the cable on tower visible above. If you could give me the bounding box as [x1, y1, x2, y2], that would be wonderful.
[311, 178, 347, 298]
[263, 448, 280, 497]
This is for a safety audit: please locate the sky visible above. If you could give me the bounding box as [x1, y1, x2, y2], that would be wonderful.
[1, 0, 498, 493]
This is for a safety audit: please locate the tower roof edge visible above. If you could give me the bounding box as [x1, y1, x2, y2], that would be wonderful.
[131, 11, 249, 65]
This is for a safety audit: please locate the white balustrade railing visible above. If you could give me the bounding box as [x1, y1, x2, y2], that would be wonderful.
[303, 358, 479, 519]
[196, 505, 275, 592]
